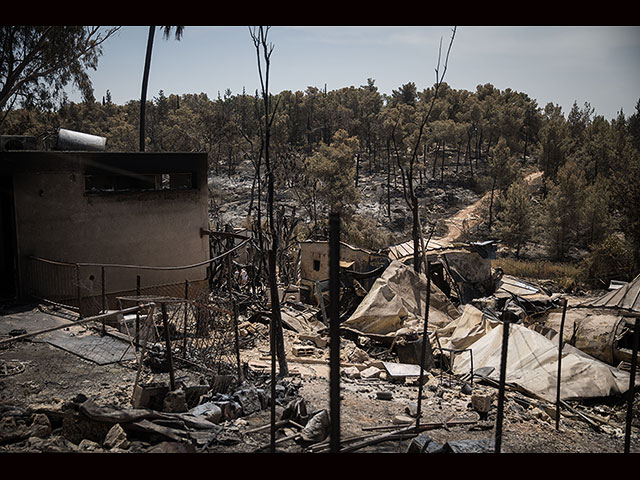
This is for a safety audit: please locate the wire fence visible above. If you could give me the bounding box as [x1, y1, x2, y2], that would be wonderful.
[3, 241, 258, 407]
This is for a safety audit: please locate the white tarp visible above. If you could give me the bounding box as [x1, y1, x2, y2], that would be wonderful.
[431, 304, 500, 352]
[342, 260, 459, 336]
[451, 321, 632, 402]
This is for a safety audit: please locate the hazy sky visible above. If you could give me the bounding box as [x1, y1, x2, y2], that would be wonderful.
[72, 25, 640, 121]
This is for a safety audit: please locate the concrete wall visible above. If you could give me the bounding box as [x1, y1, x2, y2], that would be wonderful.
[5, 152, 210, 304]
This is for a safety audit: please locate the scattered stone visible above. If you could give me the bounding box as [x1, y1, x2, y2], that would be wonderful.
[460, 383, 473, 395]
[148, 441, 196, 453]
[405, 402, 419, 418]
[28, 413, 52, 438]
[393, 415, 414, 425]
[360, 366, 382, 379]
[189, 402, 223, 424]
[103, 423, 130, 450]
[299, 410, 330, 444]
[342, 366, 361, 379]
[78, 439, 103, 451]
[471, 393, 493, 414]
[442, 438, 495, 453]
[233, 386, 265, 416]
[163, 389, 188, 413]
[407, 432, 443, 453]
[376, 391, 393, 401]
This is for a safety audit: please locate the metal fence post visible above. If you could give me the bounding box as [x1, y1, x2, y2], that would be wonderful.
[75, 264, 82, 319]
[555, 298, 568, 431]
[135, 275, 141, 352]
[228, 253, 243, 382]
[495, 311, 514, 453]
[625, 317, 639, 453]
[329, 212, 341, 453]
[416, 273, 431, 431]
[161, 302, 176, 391]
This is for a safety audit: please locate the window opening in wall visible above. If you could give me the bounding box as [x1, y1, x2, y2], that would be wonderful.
[313, 259, 321, 271]
[85, 172, 195, 194]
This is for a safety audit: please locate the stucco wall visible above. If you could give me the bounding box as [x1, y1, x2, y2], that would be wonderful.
[9, 152, 210, 302]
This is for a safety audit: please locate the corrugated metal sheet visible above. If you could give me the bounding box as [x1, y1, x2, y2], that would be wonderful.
[387, 238, 448, 260]
[581, 274, 640, 313]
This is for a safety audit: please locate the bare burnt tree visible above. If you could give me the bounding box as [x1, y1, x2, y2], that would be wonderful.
[395, 27, 456, 274]
[249, 27, 288, 379]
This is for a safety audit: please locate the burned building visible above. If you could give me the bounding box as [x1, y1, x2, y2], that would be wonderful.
[0, 132, 210, 316]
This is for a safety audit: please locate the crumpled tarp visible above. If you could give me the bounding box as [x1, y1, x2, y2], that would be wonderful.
[449, 319, 632, 402]
[431, 304, 500, 352]
[341, 260, 459, 337]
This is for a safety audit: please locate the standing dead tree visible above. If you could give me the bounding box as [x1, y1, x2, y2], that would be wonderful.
[395, 27, 456, 274]
[249, 27, 288, 383]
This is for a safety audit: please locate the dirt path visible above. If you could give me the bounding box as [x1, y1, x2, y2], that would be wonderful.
[436, 170, 543, 244]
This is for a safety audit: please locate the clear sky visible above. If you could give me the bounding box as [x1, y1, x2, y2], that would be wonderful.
[70, 25, 640, 121]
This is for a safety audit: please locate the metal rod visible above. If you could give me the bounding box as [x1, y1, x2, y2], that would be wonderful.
[75, 264, 82, 319]
[183, 279, 189, 355]
[161, 303, 176, 391]
[625, 317, 639, 453]
[101, 266, 106, 313]
[416, 272, 431, 431]
[555, 297, 568, 431]
[495, 315, 511, 453]
[329, 212, 341, 453]
[228, 253, 243, 382]
[135, 275, 141, 353]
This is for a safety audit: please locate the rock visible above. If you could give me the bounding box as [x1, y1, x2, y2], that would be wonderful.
[407, 433, 443, 453]
[460, 383, 473, 395]
[189, 402, 223, 424]
[148, 441, 196, 453]
[530, 407, 552, 423]
[471, 393, 493, 414]
[342, 366, 361, 379]
[405, 402, 419, 418]
[78, 439, 103, 451]
[163, 389, 188, 413]
[62, 410, 111, 444]
[29, 413, 52, 439]
[26, 435, 79, 452]
[376, 391, 393, 400]
[233, 386, 264, 416]
[103, 423, 130, 450]
[442, 438, 495, 453]
[393, 415, 414, 425]
[299, 410, 330, 443]
[360, 366, 382, 379]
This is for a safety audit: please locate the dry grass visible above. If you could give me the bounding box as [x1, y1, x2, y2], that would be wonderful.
[494, 257, 581, 289]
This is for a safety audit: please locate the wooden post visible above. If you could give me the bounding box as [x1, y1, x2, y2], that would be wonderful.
[329, 212, 341, 453]
[625, 317, 639, 453]
[555, 298, 568, 431]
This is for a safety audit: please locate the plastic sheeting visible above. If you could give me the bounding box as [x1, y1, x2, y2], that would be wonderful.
[450, 320, 632, 402]
[341, 260, 459, 337]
